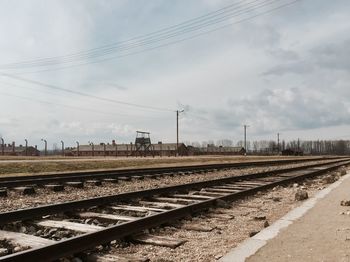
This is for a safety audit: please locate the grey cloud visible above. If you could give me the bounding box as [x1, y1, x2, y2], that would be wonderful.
[232, 23, 282, 50]
[267, 48, 299, 61]
[104, 83, 128, 90]
[311, 39, 350, 71]
[0, 117, 19, 126]
[264, 38, 350, 76]
[200, 87, 350, 134]
[89, 82, 128, 91]
[263, 61, 314, 76]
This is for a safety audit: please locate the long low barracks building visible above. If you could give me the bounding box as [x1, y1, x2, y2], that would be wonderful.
[65, 141, 246, 157]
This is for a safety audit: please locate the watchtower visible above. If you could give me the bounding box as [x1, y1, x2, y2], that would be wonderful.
[134, 131, 153, 157]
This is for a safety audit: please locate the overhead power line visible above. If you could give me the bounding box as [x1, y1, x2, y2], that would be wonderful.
[0, 0, 277, 68]
[0, 0, 301, 73]
[0, 80, 74, 99]
[0, 72, 174, 112]
[0, 0, 259, 68]
[0, 91, 167, 119]
[19, 0, 302, 75]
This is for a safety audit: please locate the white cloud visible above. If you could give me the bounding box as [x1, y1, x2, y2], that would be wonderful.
[0, 0, 350, 147]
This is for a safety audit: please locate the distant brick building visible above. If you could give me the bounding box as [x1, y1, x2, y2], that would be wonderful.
[66, 141, 245, 157]
[188, 145, 246, 155]
[152, 143, 188, 156]
[282, 148, 303, 156]
[1, 144, 40, 156]
[67, 142, 188, 157]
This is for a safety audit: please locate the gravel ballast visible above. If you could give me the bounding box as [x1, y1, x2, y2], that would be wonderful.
[0, 160, 341, 212]
[104, 170, 346, 262]
[0, 164, 347, 261]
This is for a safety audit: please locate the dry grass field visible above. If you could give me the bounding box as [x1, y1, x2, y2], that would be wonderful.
[0, 155, 311, 177]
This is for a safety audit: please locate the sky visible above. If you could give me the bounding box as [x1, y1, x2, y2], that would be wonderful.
[0, 0, 350, 149]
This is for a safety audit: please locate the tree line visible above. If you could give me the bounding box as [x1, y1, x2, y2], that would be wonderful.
[184, 139, 350, 155]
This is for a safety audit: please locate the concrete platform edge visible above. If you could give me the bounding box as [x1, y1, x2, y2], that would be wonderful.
[220, 171, 350, 262]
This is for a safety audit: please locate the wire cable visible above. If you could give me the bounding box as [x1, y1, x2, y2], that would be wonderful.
[11, 0, 301, 75]
[0, 0, 275, 68]
[0, 72, 175, 112]
[0, 91, 168, 119]
[0, 0, 301, 73]
[0, 0, 258, 68]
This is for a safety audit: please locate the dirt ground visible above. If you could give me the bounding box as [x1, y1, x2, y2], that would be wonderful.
[0, 155, 312, 177]
[247, 171, 350, 262]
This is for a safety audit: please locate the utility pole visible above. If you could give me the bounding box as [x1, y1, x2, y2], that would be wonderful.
[243, 124, 249, 155]
[61, 140, 64, 157]
[0, 138, 4, 156]
[25, 139, 28, 156]
[41, 139, 47, 156]
[176, 109, 184, 156]
[277, 133, 280, 154]
[90, 142, 94, 157]
[76, 141, 80, 157]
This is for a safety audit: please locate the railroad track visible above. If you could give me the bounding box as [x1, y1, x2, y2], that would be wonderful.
[0, 157, 341, 192]
[0, 158, 348, 262]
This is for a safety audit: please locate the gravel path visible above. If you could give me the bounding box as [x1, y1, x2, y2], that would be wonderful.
[247, 170, 350, 262]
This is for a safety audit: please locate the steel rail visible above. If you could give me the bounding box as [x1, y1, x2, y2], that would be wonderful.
[0, 158, 347, 224]
[0, 159, 349, 262]
[0, 156, 342, 188]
